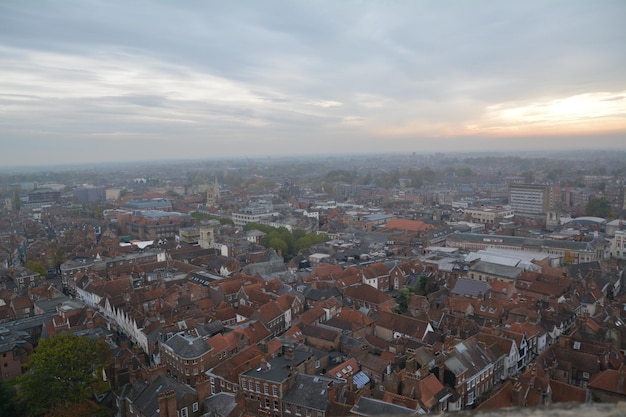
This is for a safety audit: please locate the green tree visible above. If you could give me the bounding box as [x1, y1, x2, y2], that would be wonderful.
[585, 197, 612, 218]
[394, 288, 412, 314]
[49, 242, 66, 273]
[18, 334, 109, 416]
[268, 238, 288, 257]
[25, 260, 47, 277]
[0, 381, 20, 417]
[416, 275, 428, 295]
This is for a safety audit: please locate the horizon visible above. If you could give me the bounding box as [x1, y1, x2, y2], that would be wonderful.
[1, 148, 625, 175]
[1, 1, 625, 167]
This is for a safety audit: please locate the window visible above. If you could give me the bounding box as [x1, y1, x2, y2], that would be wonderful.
[242, 380, 247, 390]
[193, 402, 199, 412]
[315, 360, 320, 369]
[181, 407, 188, 417]
[273, 386, 278, 396]
[256, 382, 260, 393]
[264, 384, 269, 394]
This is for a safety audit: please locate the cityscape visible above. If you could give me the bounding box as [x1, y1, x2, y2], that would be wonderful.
[1, 150, 626, 416]
[1, 0, 625, 416]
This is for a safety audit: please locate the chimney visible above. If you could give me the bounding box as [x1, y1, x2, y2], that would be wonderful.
[438, 362, 445, 386]
[166, 390, 177, 417]
[512, 381, 522, 407]
[158, 392, 168, 417]
[158, 390, 177, 417]
[143, 364, 167, 384]
[196, 374, 212, 405]
[284, 347, 295, 361]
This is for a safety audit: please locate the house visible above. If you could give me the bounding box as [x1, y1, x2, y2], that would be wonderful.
[300, 323, 341, 351]
[373, 311, 433, 343]
[361, 262, 391, 292]
[588, 366, 626, 402]
[120, 374, 200, 417]
[252, 301, 287, 337]
[160, 332, 213, 387]
[240, 348, 315, 417]
[282, 373, 343, 417]
[344, 285, 396, 312]
[207, 345, 264, 397]
[437, 338, 500, 407]
[399, 371, 451, 413]
[0, 327, 33, 382]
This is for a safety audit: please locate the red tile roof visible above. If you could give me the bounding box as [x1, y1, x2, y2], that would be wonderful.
[383, 219, 434, 233]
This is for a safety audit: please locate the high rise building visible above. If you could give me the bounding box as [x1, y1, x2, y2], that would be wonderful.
[508, 184, 549, 215]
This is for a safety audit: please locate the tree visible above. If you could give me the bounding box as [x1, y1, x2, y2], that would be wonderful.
[415, 275, 428, 295]
[394, 288, 412, 314]
[25, 260, 47, 277]
[0, 381, 20, 417]
[585, 197, 612, 218]
[18, 334, 109, 416]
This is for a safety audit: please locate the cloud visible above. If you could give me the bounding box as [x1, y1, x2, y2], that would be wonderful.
[0, 0, 625, 166]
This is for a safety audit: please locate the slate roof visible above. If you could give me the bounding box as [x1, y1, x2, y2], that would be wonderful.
[163, 333, 211, 359]
[448, 233, 608, 252]
[130, 374, 196, 417]
[282, 373, 334, 411]
[470, 261, 523, 280]
[350, 396, 417, 416]
[451, 278, 490, 298]
[203, 392, 238, 417]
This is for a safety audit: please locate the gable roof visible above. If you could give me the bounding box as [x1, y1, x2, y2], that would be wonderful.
[163, 333, 211, 359]
[130, 374, 196, 417]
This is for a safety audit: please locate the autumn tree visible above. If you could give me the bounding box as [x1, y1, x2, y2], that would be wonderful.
[18, 334, 109, 416]
[25, 260, 47, 277]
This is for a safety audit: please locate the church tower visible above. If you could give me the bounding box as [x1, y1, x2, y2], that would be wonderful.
[206, 178, 220, 207]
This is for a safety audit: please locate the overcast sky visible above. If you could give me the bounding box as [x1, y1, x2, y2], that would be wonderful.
[1, 0, 625, 167]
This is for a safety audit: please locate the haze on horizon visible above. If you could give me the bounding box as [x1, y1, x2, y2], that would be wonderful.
[1, 0, 625, 167]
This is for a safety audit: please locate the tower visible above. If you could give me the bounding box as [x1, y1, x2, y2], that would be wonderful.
[206, 178, 220, 207]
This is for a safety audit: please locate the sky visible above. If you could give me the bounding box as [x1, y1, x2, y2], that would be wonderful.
[1, 0, 625, 167]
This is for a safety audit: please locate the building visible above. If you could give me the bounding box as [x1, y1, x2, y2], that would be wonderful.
[160, 333, 214, 387]
[240, 348, 315, 417]
[123, 198, 173, 211]
[179, 227, 200, 245]
[73, 186, 106, 203]
[199, 221, 220, 249]
[446, 233, 607, 264]
[232, 205, 278, 228]
[0, 327, 33, 382]
[205, 179, 220, 207]
[116, 210, 191, 241]
[609, 230, 626, 260]
[23, 189, 61, 209]
[464, 206, 514, 224]
[509, 184, 549, 215]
